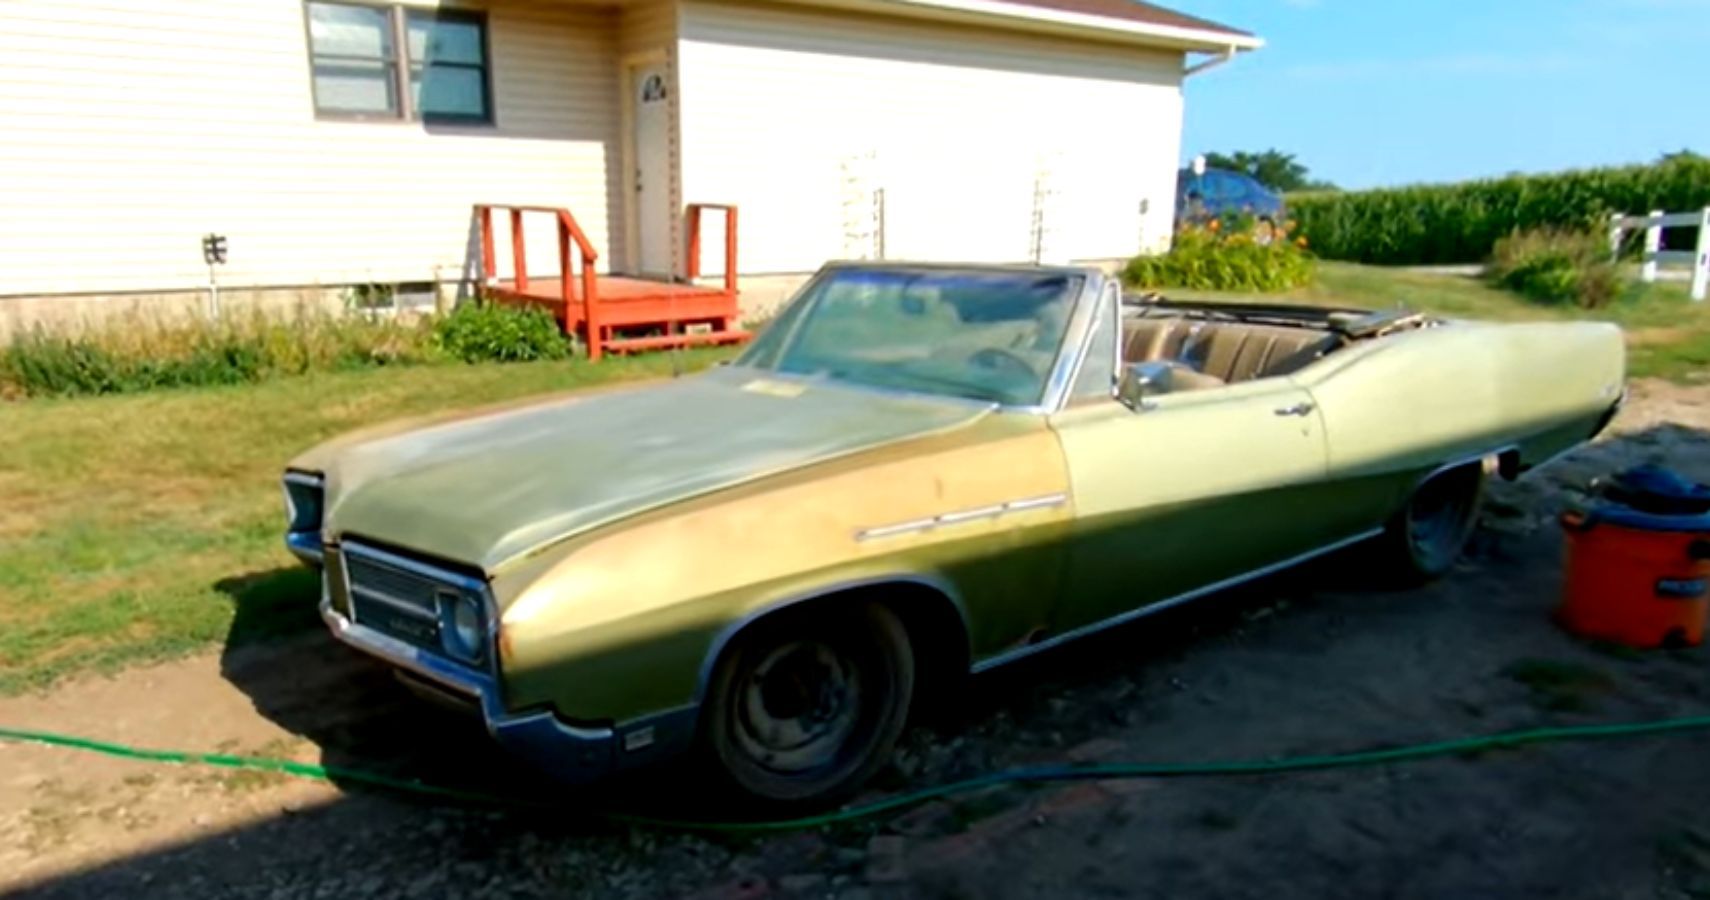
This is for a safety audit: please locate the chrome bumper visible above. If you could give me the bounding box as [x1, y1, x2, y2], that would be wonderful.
[319, 598, 618, 782]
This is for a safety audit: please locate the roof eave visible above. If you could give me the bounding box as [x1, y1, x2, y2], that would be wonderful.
[770, 0, 1263, 53]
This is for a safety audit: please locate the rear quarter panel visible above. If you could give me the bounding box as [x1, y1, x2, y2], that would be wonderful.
[1292, 320, 1624, 522]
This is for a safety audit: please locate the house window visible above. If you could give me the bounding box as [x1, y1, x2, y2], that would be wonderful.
[306, 2, 492, 124]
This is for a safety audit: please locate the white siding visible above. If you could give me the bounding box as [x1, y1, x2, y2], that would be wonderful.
[0, 0, 623, 297]
[677, 0, 1184, 275]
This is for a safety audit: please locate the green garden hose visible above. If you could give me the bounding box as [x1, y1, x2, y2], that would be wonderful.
[4, 714, 1710, 833]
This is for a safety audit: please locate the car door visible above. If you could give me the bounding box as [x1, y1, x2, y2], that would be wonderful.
[1046, 352, 1333, 634]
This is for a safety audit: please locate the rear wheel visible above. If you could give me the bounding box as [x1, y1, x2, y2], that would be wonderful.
[1378, 464, 1485, 582]
[703, 601, 913, 806]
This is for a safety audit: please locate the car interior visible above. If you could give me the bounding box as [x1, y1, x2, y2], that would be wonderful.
[1118, 300, 1436, 392]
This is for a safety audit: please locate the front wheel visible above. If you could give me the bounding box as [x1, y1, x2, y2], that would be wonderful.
[1377, 464, 1485, 582]
[703, 602, 914, 807]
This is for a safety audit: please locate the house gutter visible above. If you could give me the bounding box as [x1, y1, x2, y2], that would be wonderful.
[1184, 45, 1239, 77]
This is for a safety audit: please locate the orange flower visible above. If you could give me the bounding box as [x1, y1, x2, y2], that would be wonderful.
[1295, 236, 1309, 248]
[1207, 219, 1221, 233]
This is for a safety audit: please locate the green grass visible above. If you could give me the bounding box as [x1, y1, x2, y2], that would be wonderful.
[1166, 262, 1710, 383]
[0, 350, 732, 694]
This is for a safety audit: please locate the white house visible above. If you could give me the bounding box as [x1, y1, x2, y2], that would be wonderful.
[0, 0, 1256, 331]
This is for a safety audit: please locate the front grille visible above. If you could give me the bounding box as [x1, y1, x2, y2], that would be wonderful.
[344, 546, 453, 653]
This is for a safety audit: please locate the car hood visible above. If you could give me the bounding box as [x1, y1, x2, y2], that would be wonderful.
[317, 367, 990, 571]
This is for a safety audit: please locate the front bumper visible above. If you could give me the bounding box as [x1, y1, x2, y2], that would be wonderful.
[319, 598, 618, 782]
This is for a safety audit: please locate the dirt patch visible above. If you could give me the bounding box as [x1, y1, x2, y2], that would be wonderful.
[5, 379, 1710, 899]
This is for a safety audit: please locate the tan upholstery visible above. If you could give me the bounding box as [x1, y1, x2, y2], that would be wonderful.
[1120, 317, 1335, 388]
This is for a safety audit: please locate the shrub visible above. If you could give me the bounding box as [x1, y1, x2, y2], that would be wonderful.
[1123, 220, 1316, 292]
[1485, 229, 1618, 309]
[1289, 156, 1710, 265]
[430, 301, 575, 363]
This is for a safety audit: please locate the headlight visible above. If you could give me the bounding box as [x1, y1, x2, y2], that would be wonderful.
[283, 472, 324, 534]
[439, 589, 488, 664]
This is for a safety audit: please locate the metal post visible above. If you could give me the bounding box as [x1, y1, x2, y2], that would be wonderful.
[200, 233, 227, 319]
[1607, 212, 1624, 262]
[874, 188, 886, 261]
[1693, 207, 1710, 302]
[1642, 209, 1663, 283]
[206, 264, 220, 319]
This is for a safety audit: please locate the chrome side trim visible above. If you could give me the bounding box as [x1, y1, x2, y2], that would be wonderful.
[854, 493, 1069, 542]
[692, 573, 973, 705]
[970, 528, 1384, 674]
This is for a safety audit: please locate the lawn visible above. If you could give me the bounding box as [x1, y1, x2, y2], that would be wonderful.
[0, 350, 731, 694]
[1, 263, 1705, 695]
[1167, 262, 1710, 382]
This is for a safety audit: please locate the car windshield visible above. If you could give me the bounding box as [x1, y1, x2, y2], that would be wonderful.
[737, 268, 1082, 406]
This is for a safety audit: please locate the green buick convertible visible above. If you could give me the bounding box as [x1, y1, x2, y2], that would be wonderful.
[283, 263, 1624, 805]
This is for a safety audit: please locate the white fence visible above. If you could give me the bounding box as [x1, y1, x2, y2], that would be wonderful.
[1608, 207, 1709, 301]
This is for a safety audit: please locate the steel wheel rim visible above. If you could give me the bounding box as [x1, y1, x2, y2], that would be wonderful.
[734, 640, 864, 775]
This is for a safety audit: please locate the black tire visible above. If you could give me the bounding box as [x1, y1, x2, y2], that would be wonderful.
[1378, 464, 1485, 582]
[703, 601, 914, 807]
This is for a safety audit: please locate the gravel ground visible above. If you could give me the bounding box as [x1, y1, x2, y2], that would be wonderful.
[4, 379, 1710, 900]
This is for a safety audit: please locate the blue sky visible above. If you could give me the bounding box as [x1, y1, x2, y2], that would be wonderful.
[1171, 0, 1710, 189]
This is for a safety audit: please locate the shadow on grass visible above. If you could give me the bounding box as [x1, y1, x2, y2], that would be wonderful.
[214, 567, 322, 646]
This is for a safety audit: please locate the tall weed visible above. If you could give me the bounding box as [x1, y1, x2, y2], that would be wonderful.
[1486, 229, 1618, 309]
[1, 303, 579, 399]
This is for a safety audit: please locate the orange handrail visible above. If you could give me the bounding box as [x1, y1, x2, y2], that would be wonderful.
[475, 203, 605, 359]
[686, 203, 739, 296]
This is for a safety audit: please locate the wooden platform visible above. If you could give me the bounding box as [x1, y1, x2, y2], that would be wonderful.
[476, 202, 749, 361]
[486, 276, 751, 355]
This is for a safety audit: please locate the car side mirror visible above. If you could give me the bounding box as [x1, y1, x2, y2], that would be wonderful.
[1117, 361, 1173, 411]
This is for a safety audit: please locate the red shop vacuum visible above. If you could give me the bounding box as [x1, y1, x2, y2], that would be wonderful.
[1559, 465, 1710, 649]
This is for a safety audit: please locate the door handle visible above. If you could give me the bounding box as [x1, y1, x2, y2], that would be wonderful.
[1274, 401, 1315, 417]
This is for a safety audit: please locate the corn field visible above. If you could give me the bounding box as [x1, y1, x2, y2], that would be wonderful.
[1288, 157, 1710, 265]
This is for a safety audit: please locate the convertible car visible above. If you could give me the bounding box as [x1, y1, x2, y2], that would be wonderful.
[283, 263, 1624, 805]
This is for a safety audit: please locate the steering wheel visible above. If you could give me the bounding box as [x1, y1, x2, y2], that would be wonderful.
[968, 347, 1038, 379]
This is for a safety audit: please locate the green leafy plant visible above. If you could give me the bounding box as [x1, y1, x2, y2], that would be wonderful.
[430, 301, 575, 363]
[1289, 155, 1710, 265]
[1485, 228, 1618, 309]
[1123, 220, 1316, 292]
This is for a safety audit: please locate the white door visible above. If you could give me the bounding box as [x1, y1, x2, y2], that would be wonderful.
[631, 63, 672, 276]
